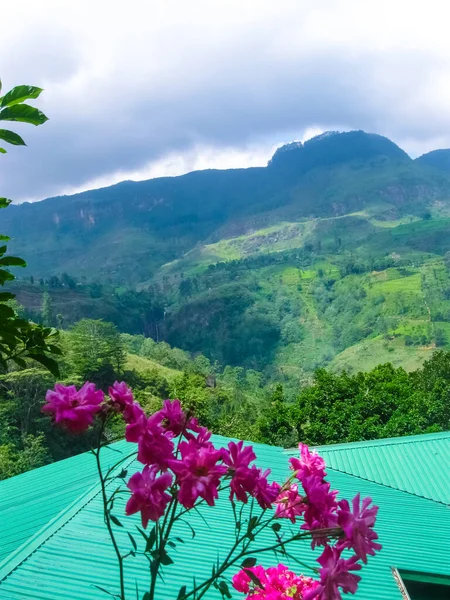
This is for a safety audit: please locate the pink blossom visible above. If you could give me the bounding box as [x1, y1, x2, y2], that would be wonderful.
[301, 475, 338, 547]
[137, 421, 175, 470]
[108, 381, 134, 411]
[337, 494, 382, 563]
[232, 564, 319, 600]
[289, 444, 326, 481]
[222, 441, 259, 503]
[183, 424, 215, 450]
[303, 546, 362, 600]
[42, 382, 104, 433]
[168, 445, 227, 508]
[125, 465, 173, 528]
[275, 484, 306, 523]
[148, 399, 188, 436]
[253, 469, 281, 509]
[124, 402, 147, 441]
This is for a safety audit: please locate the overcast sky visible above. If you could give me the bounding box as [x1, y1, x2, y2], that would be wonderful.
[2, 0, 450, 202]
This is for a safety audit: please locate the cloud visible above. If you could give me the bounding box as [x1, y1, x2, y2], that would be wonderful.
[2, 0, 450, 201]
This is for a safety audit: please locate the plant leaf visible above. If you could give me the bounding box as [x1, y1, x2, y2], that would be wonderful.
[177, 585, 187, 600]
[0, 148, 6, 154]
[0, 104, 48, 126]
[26, 353, 60, 377]
[218, 582, 232, 599]
[0, 198, 11, 209]
[0, 256, 27, 267]
[243, 569, 263, 588]
[0, 85, 43, 108]
[110, 515, 123, 527]
[0, 129, 26, 146]
[272, 523, 282, 532]
[128, 532, 137, 551]
[241, 557, 257, 568]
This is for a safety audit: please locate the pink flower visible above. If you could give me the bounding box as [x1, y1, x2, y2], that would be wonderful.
[148, 399, 188, 436]
[42, 382, 104, 433]
[108, 381, 134, 411]
[303, 546, 362, 600]
[124, 402, 147, 441]
[137, 421, 175, 470]
[222, 441, 259, 503]
[125, 465, 173, 528]
[168, 445, 227, 508]
[301, 475, 338, 547]
[289, 444, 326, 481]
[232, 564, 319, 600]
[253, 469, 281, 509]
[337, 494, 382, 563]
[183, 425, 215, 450]
[275, 484, 306, 523]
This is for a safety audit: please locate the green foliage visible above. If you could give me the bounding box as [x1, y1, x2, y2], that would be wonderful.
[67, 319, 127, 387]
[0, 80, 60, 376]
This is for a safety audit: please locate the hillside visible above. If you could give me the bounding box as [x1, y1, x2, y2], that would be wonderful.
[4, 130, 450, 378]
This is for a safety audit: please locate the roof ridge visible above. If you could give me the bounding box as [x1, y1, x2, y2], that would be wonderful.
[326, 465, 449, 507]
[0, 451, 137, 584]
[310, 431, 450, 453]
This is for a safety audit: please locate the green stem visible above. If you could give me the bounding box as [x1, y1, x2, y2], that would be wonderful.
[95, 417, 126, 600]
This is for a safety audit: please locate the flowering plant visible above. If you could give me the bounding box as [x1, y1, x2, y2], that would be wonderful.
[43, 381, 381, 600]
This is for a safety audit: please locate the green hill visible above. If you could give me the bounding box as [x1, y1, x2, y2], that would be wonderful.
[5, 130, 450, 378]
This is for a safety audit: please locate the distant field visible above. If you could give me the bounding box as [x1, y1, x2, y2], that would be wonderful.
[125, 354, 181, 381]
[329, 336, 434, 374]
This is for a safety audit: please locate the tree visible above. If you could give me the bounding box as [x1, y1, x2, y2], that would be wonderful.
[0, 80, 61, 375]
[41, 292, 53, 327]
[68, 319, 126, 387]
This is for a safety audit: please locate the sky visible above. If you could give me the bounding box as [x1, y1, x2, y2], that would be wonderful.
[2, 0, 450, 202]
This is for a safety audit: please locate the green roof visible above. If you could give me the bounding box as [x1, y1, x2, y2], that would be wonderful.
[0, 433, 449, 599]
[310, 431, 450, 505]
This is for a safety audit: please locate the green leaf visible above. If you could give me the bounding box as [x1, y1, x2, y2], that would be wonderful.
[142, 594, 151, 600]
[110, 515, 123, 527]
[177, 585, 187, 600]
[0, 292, 15, 301]
[0, 256, 27, 267]
[243, 569, 263, 588]
[26, 353, 60, 377]
[151, 549, 173, 566]
[0, 129, 26, 146]
[0, 198, 11, 208]
[1, 85, 43, 108]
[272, 523, 282, 532]
[167, 540, 177, 549]
[145, 526, 156, 552]
[218, 582, 232, 599]
[241, 557, 257, 568]
[0, 104, 48, 125]
[118, 468, 128, 479]
[93, 585, 120, 598]
[0, 148, 6, 154]
[128, 532, 137, 551]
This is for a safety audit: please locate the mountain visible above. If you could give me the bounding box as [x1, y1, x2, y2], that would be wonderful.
[4, 130, 450, 379]
[416, 148, 450, 172]
[2, 130, 448, 284]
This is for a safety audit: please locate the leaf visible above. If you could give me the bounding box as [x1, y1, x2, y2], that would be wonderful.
[93, 585, 120, 598]
[0, 292, 15, 301]
[0, 198, 11, 209]
[272, 523, 282, 532]
[128, 532, 137, 551]
[179, 518, 196, 539]
[248, 516, 258, 530]
[142, 594, 151, 600]
[0, 148, 6, 154]
[0, 256, 27, 267]
[26, 353, 60, 377]
[243, 569, 263, 588]
[151, 549, 173, 566]
[174, 537, 185, 544]
[145, 526, 156, 552]
[118, 468, 128, 479]
[241, 557, 257, 568]
[177, 585, 187, 600]
[0, 85, 43, 108]
[0, 104, 48, 126]
[0, 129, 26, 146]
[110, 515, 123, 527]
[218, 582, 232, 599]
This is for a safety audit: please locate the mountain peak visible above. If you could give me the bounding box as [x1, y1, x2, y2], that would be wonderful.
[415, 149, 450, 172]
[268, 130, 410, 172]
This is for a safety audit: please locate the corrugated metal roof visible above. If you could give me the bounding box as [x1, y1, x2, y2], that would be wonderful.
[288, 431, 450, 505]
[0, 440, 130, 563]
[0, 434, 449, 599]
